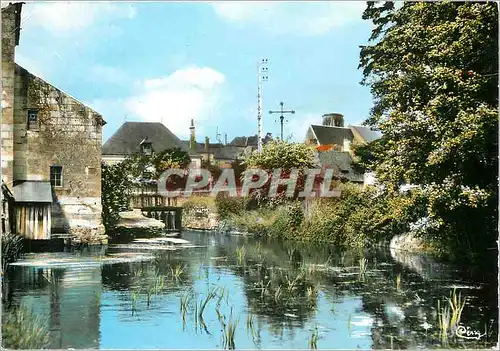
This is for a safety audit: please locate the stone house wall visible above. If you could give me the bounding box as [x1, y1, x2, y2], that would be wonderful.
[1, 3, 21, 187]
[12, 66, 106, 243]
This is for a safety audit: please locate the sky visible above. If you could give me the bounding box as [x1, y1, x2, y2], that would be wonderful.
[12, 1, 375, 144]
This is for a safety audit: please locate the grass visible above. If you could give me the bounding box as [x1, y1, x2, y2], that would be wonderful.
[2, 304, 50, 349]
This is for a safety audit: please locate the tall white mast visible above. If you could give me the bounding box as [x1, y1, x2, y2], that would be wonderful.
[257, 58, 268, 152]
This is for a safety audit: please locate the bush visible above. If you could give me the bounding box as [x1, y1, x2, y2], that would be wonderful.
[268, 201, 304, 239]
[182, 195, 216, 212]
[227, 207, 279, 236]
[215, 193, 250, 220]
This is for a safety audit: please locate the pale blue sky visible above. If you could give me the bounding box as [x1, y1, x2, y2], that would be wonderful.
[15, 1, 373, 143]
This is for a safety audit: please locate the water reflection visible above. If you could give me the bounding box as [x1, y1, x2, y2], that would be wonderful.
[3, 231, 497, 349]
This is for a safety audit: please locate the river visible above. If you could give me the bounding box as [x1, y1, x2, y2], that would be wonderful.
[2, 231, 498, 349]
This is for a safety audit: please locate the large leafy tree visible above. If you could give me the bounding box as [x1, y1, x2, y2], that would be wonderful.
[359, 2, 498, 258]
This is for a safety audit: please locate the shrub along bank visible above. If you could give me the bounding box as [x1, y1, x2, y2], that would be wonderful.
[216, 184, 435, 252]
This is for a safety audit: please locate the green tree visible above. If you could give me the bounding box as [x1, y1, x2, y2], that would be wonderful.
[243, 141, 317, 201]
[359, 2, 498, 259]
[244, 140, 316, 171]
[101, 149, 191, 231]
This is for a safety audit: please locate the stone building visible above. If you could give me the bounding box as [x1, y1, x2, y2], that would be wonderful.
[1, 3, 106, 243]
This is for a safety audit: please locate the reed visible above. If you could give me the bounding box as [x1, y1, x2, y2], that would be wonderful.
[236, 245, 247, 265]
[198, 286, 218, 319]
[309, 325, 318, 349]
[246, 313, 254, 334]
[395, 273, 401, 292]
[222, 309, 239, 350]
[358, 257, 368, 280]
[2, 304, 50, 349]
[437, 299, 450, 344]
[274, 285, 283, 302]
[131, 288, 139, 314]
[437, 288, 466, 343]
[306, 285, 318, 300]
[145, 284, 155, 307]
[170, 263, 185, 280]
[447, 288, 466, 332]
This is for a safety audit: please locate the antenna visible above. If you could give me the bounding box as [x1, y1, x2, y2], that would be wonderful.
[269, 101, 295, 141]
[216, 126, 222, 144]
[257, 58, 268, 152]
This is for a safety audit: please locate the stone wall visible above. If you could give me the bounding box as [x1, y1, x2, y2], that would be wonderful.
[1, 4, 21, 186]
[12, 66, 106, 243]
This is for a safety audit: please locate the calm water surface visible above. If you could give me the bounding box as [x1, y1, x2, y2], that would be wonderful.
[3, 231, 498, 349]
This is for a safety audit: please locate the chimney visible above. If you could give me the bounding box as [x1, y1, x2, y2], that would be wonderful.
[204, 136, 210, 165]
[322, 113, 344, 127]
[189, 119, 196, 154]
[224, 133, 227, 145]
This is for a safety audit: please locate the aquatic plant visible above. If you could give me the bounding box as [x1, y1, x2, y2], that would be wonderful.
[236, 245, 247, 265]
[309, 325, 319, 349]
[198, 286, 219, 320]
[2, 304, 50, 349]
[437, 287, 467, 343]
[437, 299, 450, 344]
[1, 232, 23, 272]
[180, 290, 192, 326]
[274, 285, 283, 302]
[358, 257, 368, 281]
[395, 273, 401, 292]
[222, 309, 239, 350]
[170, 263, 185, 280]
[448, 288, 466, 331]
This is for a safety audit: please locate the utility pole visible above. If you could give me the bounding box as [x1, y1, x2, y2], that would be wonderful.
[269, 101, 295, 141]
[257, 58, 268, 152]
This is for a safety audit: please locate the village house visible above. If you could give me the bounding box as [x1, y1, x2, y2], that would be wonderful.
[304, 113, 382, 186]
[101, 121, 187, 165]
[181, 119, 248, 168]
[1, 3, 107, 243]
[103, 119, 253, 169]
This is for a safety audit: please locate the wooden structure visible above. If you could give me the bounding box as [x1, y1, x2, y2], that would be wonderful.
[141, 206, 182, 232]
[12, 181, 52, 239]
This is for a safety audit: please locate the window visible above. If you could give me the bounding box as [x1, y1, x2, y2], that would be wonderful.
[50, 166, 63, 187]
[27, 110, 38, 130]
